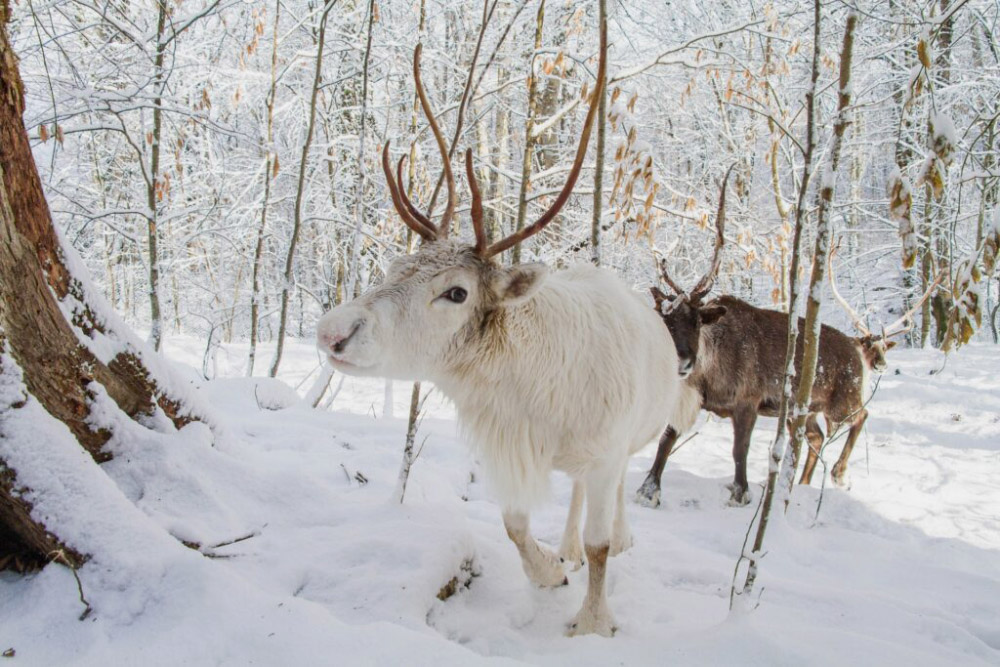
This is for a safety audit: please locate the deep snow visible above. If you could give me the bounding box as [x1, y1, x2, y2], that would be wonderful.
[2, 337, 999, 665]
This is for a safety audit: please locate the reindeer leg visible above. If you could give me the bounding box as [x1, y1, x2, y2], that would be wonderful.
[832, 408, 867, 487]
[558, 480, 585, 571]
[610, 471, 634, 556]
[799, 413, 825, 485]
[727, 406, 757, 506]
[635, 426, 679, 508]
[503, 510, 567, 588]
[567, 463, 621, 637]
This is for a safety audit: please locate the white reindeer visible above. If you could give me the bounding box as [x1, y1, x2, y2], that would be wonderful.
[317, 32, 684, 636]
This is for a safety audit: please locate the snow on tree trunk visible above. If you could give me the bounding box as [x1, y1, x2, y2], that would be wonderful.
[783, 10, 858, 499]
[0, 10, 205, 566]
[0, 342, 85, 571]
[589, 0, 608, 267]
[738, 0, 824, 604]
[391, 381, 422, 504]
[144, 0, 168, 353]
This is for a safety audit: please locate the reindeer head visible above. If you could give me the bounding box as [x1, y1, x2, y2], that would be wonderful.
[649, 287, 726, 378]
[827, 236, 940, 375]
[856, 334, 896, 373]
[317, 37, 605, 382]
[650, 167, 733, 378]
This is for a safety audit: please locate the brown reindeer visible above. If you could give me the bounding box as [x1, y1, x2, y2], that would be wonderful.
[806, 240, 945, 484]
[636, 213, 938, 507]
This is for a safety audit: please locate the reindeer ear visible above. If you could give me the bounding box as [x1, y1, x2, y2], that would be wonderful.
[649, 286, 668, 306]
[495, 263, 548, 305]
[885, 340, 898, 350]
[699, 305, 727, 325]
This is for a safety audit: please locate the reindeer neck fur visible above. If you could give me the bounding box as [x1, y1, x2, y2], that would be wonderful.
[852, 339, 873, 403]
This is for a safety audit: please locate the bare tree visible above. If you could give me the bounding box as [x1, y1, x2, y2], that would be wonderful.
[247, 0, 282, 377]
[590, 0, 608, 266]
[783, 9, 860, 498]
[738, 0, 824, 603]
[270, 0, 341, 377]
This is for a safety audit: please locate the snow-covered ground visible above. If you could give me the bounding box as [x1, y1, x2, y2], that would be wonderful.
[2, 337, 999, 665]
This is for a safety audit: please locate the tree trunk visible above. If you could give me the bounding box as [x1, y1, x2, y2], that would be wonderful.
[395, 0, 425, 500]
[929, 0, 954, 347]
[342, 0, 375, 316]
[739, 0, 822, 602]
[270, 0, 339, 377]
[146, 0, 168, 351]
[0, 340, 85, 571]
[392, 380, 422, 504]
[512, 0, 545, 265]
[248, 0, 281, 377]
[783, 10, 858, 499]
[590, 0, 607, 266]
[1, 6, 195, 568]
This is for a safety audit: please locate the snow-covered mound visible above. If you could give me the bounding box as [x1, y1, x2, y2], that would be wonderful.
[2, 339, 998, 665]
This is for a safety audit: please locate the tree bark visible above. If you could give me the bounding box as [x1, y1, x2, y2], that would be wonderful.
[590, 0, 607, 266]
[146, 0, 168, 351]
[0, 341, 85, 571]
[248, 0, 281, 377]
[929, 0, 954, 346]
[395, 0, 425, 501]
[512, 0, 545, 265]
[739, 0, 822, 602]
[783, 10, 858, 500]
[270, 0, 339, 377]
[0, 5, 190, 568]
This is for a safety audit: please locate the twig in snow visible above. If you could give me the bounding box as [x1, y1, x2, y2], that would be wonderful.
[322, 374, 346, 409]
[50, 550, 92, 621]
[412, 433, 430, 464]
[208, 532, 259, 550]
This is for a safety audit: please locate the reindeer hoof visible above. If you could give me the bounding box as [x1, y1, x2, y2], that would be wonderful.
[558, 541, 585, 572]
[831, 468, 851, 489]
[567, 607, 617, 637]
[725, 483, 752, 507]
[634, 479, 662, 508]
[524, 545, 568, 588]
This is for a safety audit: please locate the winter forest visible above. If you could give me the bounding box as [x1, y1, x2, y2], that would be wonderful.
[2, 0, 1000, 661]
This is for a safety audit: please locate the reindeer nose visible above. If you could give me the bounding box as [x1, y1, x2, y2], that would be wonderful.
[321, 319, 364, 355]
[678, 358, 694, 378]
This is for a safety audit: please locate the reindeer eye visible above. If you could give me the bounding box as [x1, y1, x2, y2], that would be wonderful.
[442, 287, 468, 304]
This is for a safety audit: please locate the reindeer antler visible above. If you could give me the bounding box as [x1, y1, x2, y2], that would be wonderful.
[652, 165, 733, 302]
[477, 16, 607, 258]
[383, 44, 456, 240]
[652, 246, 688, 297]
[884, 267, 945, 338]
[385, 16, 603, 254]
[382, 144, 437, 241]
[828, 237, 872, 336]
[689, 164, 735, 301]
[828, 235, 946, 339]
[465, 149, 487, 253]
